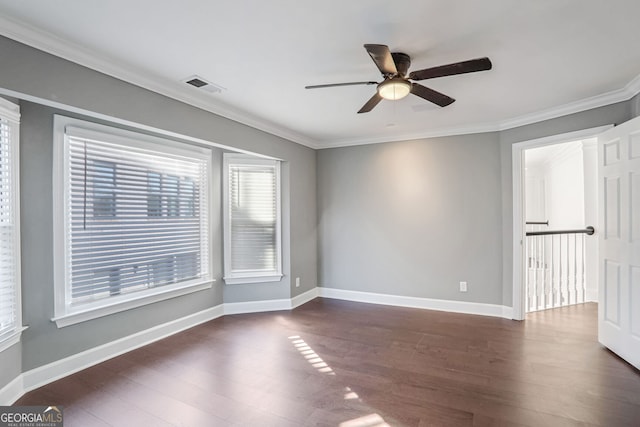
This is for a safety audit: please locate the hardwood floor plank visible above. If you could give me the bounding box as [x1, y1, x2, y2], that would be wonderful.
[15, 300, 640, 426]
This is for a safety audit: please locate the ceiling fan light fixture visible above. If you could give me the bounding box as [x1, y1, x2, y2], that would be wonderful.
[377, 78, 411, 100]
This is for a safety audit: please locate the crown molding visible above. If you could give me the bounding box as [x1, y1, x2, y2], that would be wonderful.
[1, 14, 639, 150]
[496, 75, 640, 131]
[317, 121, 501, 149]
[0, 15, 320, 149]
[318, 76, 640, 148]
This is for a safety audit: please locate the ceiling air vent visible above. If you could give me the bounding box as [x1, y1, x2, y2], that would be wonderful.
[182, 75, 226, 94]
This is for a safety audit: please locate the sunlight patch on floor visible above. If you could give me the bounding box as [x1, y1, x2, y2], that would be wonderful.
[288, 335, 391, 426]
[344, 386, 359, 400]
[288, 335, 335, 376]
[339, 413, 390, 427]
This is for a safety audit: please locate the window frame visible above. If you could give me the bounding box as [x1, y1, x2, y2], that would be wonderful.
[52, 116, 214, 328]
[222, 153, 282, 285]
[0, 98, 25, 352]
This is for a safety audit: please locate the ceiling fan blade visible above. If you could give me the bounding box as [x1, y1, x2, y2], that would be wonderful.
[305, 81, 378, 89]
[409, 57, 492, 81]
[364, 44, 397, 76]
[410, 83, 455, 107]
[357, 93, 383, 114]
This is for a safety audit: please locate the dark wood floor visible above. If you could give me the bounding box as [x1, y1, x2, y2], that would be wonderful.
[16, 299, 640, 426]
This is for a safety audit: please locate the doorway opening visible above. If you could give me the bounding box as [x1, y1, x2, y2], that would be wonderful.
[523, 140, 596, 313]
[511, 125, 612, 320]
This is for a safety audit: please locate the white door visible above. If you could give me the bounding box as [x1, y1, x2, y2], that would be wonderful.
[598, 115, 640, 369]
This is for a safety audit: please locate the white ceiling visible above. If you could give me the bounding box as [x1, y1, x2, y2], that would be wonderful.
[525, 140, 584, 169]
[1, 1, 640, 149]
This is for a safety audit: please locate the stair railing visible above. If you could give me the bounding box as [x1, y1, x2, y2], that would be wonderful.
[525, 223, 595, 312]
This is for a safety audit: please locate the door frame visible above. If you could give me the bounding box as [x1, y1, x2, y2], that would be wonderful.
[511, 125, 613, 320]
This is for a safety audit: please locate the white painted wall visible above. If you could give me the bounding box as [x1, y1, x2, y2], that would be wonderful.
[525, 141, 585, 229]
[524, 140, 597, 303]
[525, 166, 546, 224]
[547, 148, 585, 229]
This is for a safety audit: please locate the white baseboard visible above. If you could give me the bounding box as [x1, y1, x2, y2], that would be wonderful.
[318, 287, 514, 320]
[291, 287, 319, 308]
[586, 290, 598, 303]
[224, 287, 319, 315]
[501, 306, 514, 319]
[1, 286, 514, 405]
[0, 305, 224, 404]
[1, 289, 322, 405]
[22, 305, 225, 395]
[224, 299, 291, 315]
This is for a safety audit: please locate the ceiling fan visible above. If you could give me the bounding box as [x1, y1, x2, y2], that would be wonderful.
[305, 44, 492, 113]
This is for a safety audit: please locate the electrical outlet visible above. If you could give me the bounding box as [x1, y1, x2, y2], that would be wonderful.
[459, 281, 468, 292]
[295, 277, 301, 288]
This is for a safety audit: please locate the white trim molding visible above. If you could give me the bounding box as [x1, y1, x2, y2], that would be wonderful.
[52, 282, 214, 328]
[24, 305, 224, 394]
[0, 287, 320, 405]
[224, 299, 291, 315]
[511, 125, 613, 320]
[0, 327, 27, 354]
[318, 287, 514, 320]
[319, 79, 640, 148]
[0, 15, 319, 149]
[224, 287, 319, 315]
[291, 288, 319, 308]
[1, 14, 639, 150]
[0, 286, 526, 405]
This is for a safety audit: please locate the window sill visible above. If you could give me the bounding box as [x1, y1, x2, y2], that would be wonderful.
[224, 274, 283, 285]
[0, 326, 27, 353]
[52, 280, 214, 328]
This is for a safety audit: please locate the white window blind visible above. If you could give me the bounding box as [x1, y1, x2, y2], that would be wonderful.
[55, 120, 211, 321]
[223, 155, 281, 284]
[0, 100, 20, 344]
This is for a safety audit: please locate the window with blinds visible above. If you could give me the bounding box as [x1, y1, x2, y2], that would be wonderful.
[53, 117, 212, 324]
[0, 99, 21, 347]
[223, 154, 282, 284]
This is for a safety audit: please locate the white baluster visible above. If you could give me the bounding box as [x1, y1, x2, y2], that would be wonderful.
[540, 236, 549, 309]
[550, 234, 555, 308]
[582, 234, 587, 302]
[531, 237, 538, 311]
[526, 235, 531, 312]
[560, 234, 567, 307]
[573, 234, 578, 304]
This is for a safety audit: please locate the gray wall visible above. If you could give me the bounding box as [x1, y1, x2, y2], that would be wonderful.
[631, 92, 640, 120]
[318, 133, 503, 304]
[1, 31, 639, 397]
[317, 100, 638, 308]
[0, 35, 317, 384]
